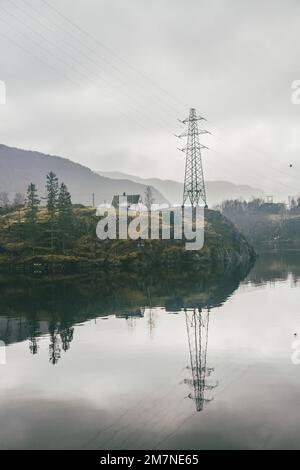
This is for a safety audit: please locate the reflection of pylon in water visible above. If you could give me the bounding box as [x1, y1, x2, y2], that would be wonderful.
[184, 308, 217, 412]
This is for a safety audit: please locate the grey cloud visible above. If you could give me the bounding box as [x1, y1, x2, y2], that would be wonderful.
[0, 0, 300, 199]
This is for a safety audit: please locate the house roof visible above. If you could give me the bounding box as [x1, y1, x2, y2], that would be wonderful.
[111, 193, 141, 207]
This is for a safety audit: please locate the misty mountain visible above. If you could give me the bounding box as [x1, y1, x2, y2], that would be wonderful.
[0, 144, 168, 206]
[99, 171, 264, 206]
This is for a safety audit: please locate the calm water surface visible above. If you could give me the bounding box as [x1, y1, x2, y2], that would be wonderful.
[0, 251, 300, 450]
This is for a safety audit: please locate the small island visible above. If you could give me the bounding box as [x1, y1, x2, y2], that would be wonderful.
[0, 172, 255, 274]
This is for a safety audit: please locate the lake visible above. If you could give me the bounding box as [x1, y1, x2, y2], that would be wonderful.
[0, 251, 300, 450]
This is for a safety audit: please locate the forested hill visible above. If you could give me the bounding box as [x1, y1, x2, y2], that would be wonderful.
[218, 199, 300, 249]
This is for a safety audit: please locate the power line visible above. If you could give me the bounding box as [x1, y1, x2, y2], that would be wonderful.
[208, 132, 300, 197]
[14, 0, 179, 132]
[39, 0, 188, 113]
[0, 28, 150, 135]
[0, 4, 174, 134]
[0, 16, 171, 135]
[3, 1, 298, 196]
[0, 25, 79, 88]
[16, 0, 185, 127]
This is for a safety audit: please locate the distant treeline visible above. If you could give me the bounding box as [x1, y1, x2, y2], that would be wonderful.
[217, 198, 300, 246]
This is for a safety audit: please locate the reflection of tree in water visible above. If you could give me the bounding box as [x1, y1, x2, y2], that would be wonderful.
[28, 321, 39, 355]
[147, 308, 156, 340]
[116, 308, 144, 333]
[0, 263, 253, 365]
[147, 286, 157, 340]
[184, 308, 218, 412]
[48, 321, 75, 364]
[29, 337, 38, 355]
[25, 310, 41, 355]
[117, 286, 157, 337]
[48, 321, 61, 365]
[46, 282, 75, 364]
[60, 325, 74, 352]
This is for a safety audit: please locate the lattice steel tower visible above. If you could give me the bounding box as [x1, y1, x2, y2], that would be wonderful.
[177, 108, 209, 207]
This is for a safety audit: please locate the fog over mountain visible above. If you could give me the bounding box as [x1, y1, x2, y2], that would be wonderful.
[0, 143, 263, 208]
[0, 0, 299, 200]
[0, 144, 167, 206]
[99, 170, 264, 206]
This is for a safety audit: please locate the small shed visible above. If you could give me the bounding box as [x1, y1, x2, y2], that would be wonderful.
[111, 192, 141, 209]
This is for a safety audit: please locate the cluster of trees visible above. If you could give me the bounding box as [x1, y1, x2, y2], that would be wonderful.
[289, 196, 300, 214]
[0, 191, 24, 211]
[0, 178, 162, 263]
[218, 198, 287, 218]
[218, 197, 300, 223]
[27, 320, 74, 365]
[217, 197, 300, 245]
[25, 171, 73, 254]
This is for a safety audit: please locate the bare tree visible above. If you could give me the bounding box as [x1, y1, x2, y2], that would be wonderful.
[14, 192, 25, 206]
[0, 191, 10, 207]
[144, 186, 154, 211]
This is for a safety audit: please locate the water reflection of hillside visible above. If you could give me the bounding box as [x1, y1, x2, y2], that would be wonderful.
[0, 264, 251, 351]
[245, 251, 300, 285]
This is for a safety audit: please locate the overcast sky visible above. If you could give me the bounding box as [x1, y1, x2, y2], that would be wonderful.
[0, 0, 300, 199]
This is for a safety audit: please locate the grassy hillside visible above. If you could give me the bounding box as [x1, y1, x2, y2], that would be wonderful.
[0, 206, 255, 273]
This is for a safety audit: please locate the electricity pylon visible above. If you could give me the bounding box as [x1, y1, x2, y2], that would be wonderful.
[184, 308, 217, 412]
[177, 108, 209, 207]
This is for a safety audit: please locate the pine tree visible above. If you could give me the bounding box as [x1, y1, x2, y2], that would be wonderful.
[25, 183, 40, 255]
[46, 171, 59, 250]
[46, 171, 59, 215]
[58, 182, 73, 253]
[26, 183, 40, 223]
